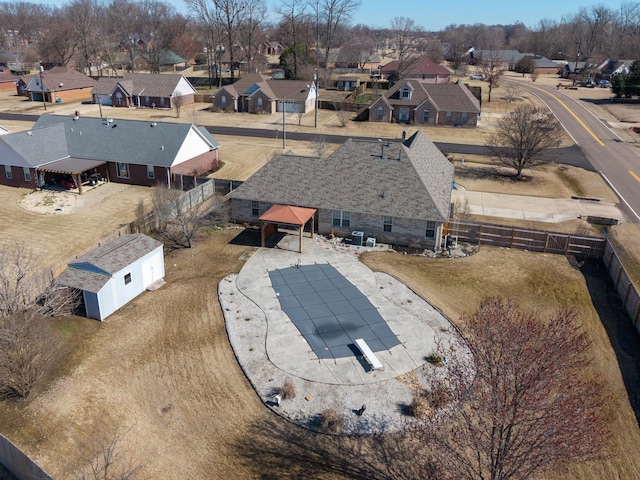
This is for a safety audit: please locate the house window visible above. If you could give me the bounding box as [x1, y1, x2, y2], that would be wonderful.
[338, 81, 344, 87]
[461, 112, 468, 123]
[251, 200, 259, 216]
[147, 165, 155, 179]
[160, 97, 165, 107]
[400, 86, 412, 99]
[115, 92, 123, 106]
[423, 109, 430, 122]
[257, 97, 263, 110]
[446, 111, 452, 122]
[145, 96, 149, 106]
[383, 216, 392, 233]
[124, 272, 132, 285]
[23, 168, 31, 182]
[117, 162, 130, 178]
[332, 210, 350, 227]
[398, 107, 410, 122]
[221, 95, 227, 109]
[377, 106, 383, 120]
[425, 221, 436, 238]
[4, 165, 12, 179]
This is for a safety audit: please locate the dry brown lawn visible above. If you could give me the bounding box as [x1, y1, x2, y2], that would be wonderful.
[1, 232, 638, 479]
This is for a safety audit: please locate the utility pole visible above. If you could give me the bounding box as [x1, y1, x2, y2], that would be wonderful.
[282, 99, 286, 149]
[39, 65, 46, 111]
[314, 71, 319, 128]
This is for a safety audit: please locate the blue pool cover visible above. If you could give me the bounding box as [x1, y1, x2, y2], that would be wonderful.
[269, 264, 400, 359]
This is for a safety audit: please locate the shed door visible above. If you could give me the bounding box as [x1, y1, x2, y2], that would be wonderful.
[142, 253, 163, 287]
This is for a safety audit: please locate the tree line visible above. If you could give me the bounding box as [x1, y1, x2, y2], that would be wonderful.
[1, 1, 639, 81]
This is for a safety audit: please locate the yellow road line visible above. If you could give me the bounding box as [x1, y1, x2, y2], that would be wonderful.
[525, 84, 605, 146]
[630, 170, 640, 183]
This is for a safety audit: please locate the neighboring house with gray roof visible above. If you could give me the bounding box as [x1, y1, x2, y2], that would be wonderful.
[20, 66, 96, 104]
[0, 114, 220, 190]
[368, 80, 480, 126]
[229, 130, 454, 250]
[211, 73, 317, 113]
[57, 234, 164, 320]
[92, 73, 196, 108]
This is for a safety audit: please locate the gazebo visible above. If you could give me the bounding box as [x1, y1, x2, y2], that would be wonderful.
[258, 204, 316, 253]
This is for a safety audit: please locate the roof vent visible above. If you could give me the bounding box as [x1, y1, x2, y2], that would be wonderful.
[59, 83, 64, 87]
[151, 122, 157, 127]
[26, 131, 32, 136]
[160, 145, 164, 151]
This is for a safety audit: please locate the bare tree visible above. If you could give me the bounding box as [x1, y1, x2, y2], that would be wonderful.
[0, 311, 62, 399]
[486, 105, 563, 180]
[335, 108, 351, 127]
[390, 16, 422, 81]
[276, 0, 311, 80]
[502, 84, 519, 104]
[312, 134, 331, 157]
[416, 298, 611, 480]
[172, 93, 185, 117]
[71, 423, 145, 480]
[312, 0, 361, 85]
[153, 185, 210, 248]
[238, 0, 267, 74]
[479, 49, 505, 103]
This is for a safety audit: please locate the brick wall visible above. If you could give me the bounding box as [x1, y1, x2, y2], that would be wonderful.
[171, 150, 218, 176]
[232, 198, 442, 249]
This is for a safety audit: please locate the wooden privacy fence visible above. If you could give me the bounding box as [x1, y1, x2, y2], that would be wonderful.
[446, 221, 606, 259]
[603, 241, 640, 330]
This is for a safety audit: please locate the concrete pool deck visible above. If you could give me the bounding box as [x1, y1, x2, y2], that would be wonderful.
[220, 233, 470, 433]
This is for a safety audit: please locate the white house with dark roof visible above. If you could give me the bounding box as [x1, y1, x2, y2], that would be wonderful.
[368, 80, 480, 126]
[0, 114, 221, 191]
[57, 234, 164, 320]
[92, 73, 196, 108]
[229, 130, 454, 250]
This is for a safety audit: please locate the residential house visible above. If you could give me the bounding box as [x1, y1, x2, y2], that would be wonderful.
[212, 73, 317, 114]
[57, 234, 164, 321]
[19, 66, 96, 103]
[0, 71, 17, 91]
[229, 130, 454, 250]
[258, 40, 283, 58]
[335, 75, 361, 91]
[380, 56, 452, 84]
[368, 80, 480, 126]
[597, 59, 634, 79]
[471, 49, 522, 70]
[0, 114, 221, 191]
[131, 50, 186, 72]
[92, 73, 196, 108]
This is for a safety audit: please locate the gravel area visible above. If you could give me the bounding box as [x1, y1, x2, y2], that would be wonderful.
[220, 236, 471, 435]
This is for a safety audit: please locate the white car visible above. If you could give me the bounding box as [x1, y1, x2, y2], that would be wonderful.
[470, 74, 485, 80]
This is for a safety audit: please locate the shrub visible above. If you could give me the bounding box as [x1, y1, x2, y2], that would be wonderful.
[278, 378, 296, 400]
[408, 394, 431, 419]
[429, 383, 450, 410]
[427, 352, 443, 365]
[317, 408, 344, 433]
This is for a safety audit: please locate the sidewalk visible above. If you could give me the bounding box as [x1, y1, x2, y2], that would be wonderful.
[452, 189, 627, 223]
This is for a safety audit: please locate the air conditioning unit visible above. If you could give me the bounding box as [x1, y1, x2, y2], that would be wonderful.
[351, 231, 364, 246]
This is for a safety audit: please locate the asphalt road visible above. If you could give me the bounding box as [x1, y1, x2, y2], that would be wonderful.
[504, 78, 640, 222]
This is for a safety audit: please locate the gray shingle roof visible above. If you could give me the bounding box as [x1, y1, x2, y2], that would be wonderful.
[381, 80, 480, 113]
[0, 123, 70, 167]
[57, 234, 162, 293]
[27, 67, 97, 92]
[92, 73, 194, 97]
[229, 130, 453, 221]
[21, 115, 220, 168]
[213, 74, 312, 102]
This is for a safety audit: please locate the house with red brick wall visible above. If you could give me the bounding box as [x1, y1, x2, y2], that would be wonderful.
[212, 73, 317, 114]
[368, 80, 480, 126]
[380, 56, 452, 84]
[92, 73, 196, 108]
[20, 66, 96, 104]
[0, 114, 220, 192]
